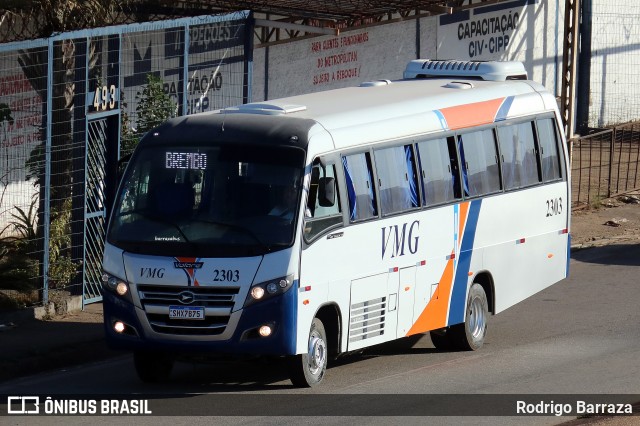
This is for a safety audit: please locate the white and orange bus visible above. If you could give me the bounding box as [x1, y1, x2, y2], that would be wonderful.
[102, 60, 570, 386]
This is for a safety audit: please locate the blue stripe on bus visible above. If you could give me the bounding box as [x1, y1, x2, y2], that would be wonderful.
[494, 96, 514, 122]
[285, 279, 298, 354]
[434, 110, 449, 130]
[448, 199, 482, 325]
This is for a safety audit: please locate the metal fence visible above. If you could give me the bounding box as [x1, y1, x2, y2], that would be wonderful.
[570, 121, 640, 208]
[0, 12, 251, 310]
[577, 1, 640, 131]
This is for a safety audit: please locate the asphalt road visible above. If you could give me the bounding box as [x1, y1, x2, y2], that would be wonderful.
[2, 243, 640, 425]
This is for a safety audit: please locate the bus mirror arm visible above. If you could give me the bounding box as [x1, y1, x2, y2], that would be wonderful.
[313, 156, 328, 176]
[313, 156, 327, 168]
[318, 177, 336, 207]
[117, 153, 132, 183]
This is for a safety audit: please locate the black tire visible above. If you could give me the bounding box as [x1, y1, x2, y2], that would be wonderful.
[133, 350, 174, 383]
[288, 318, 328, 387]
[449, 283, 488, 351]
[429, 329, 453, 350]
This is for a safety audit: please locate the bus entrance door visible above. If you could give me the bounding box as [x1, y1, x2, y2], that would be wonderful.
[396, 266, 417, 336]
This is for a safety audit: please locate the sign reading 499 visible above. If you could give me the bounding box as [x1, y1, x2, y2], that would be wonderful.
[91, 84, 118, 112]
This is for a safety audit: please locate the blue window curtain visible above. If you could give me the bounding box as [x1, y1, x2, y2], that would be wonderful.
[342, 153, 377, 221]
[405, 146, 419, 208]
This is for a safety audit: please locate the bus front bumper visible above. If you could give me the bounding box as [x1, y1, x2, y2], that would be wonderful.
[102, 289, 297, 356]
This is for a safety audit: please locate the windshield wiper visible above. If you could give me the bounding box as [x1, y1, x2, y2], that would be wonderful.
[119, 210, 193, 245]
[190, 219, 270, 252]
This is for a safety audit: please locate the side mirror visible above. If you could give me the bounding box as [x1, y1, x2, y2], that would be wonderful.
[318, 177, 335, 207]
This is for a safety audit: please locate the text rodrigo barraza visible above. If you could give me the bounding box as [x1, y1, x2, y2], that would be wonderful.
[516, 400, 632, 416]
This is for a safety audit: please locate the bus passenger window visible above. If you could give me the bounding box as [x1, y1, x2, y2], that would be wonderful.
[304, 163, 342, 240]
[342, 152, 378, 222]
[373, 145, 419, 215]
[457, 129, 501, 197]
[497, 121, 540, 190]
[536, 118, 563, 182]
[416, 137, 459, 205]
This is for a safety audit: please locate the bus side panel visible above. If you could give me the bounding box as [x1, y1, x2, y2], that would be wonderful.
[446, 200, 484, 326]
[299, 206, 455, 353]
[478, 182, 569, 314]
[299, 222, 398, 354]
[407, 201, 484, 333]
[348, 272, 395, 350]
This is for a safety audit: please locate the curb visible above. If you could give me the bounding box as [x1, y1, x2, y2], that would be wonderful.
[571, 235, 640, 252]
[0, 295, 84, 324]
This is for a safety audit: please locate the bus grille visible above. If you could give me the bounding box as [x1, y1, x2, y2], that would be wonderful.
[349, 297, 386, 342]
[137, 284, 239, 336]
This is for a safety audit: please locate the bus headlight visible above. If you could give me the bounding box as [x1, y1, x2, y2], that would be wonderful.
[244, 274, 294, 308]
[102, 272, 133, 302]
[115, 282, 129, 296]
[251, 286, 265, 300]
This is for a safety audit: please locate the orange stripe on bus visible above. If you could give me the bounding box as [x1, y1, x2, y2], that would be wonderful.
[406, 254, 455, 336]
[458, 201, 470, 250]
[439, 98, 505, 130]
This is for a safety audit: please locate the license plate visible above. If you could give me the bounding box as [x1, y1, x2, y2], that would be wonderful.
[169, 306, 205, 320]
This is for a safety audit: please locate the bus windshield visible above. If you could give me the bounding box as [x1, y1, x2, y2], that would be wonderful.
[107, 143, 306, 257]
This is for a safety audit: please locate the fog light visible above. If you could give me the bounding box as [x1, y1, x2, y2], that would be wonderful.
[259, 325, 272, 337]
[114, 321, 126, 333]
[115, 282, 128, 296]
[251, 286, 265, 300]
[107, 277, 118, 290]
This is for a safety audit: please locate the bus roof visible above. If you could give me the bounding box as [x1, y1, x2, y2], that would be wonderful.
[224, 76, 551, 150]
[148, 62, 555, 153]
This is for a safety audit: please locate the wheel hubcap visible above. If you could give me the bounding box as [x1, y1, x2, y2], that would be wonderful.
[307, 332, 326, 375]
[468, 297, 486, 340]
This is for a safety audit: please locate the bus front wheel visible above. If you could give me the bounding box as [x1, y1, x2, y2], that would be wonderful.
[450, 283, 488, 351]
[288, 318, 327, 387]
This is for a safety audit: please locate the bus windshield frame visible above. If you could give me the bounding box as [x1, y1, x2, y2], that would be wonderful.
[107, 142, 306, 258]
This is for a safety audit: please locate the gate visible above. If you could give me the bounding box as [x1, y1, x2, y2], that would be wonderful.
[570, 122, 640, 209]
[83, 118, 110, 303]
[0, 12, 251, 308]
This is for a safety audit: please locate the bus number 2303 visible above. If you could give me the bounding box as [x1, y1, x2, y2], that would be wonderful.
[546, 197, 563, 217]
[213, 269, 239, 282]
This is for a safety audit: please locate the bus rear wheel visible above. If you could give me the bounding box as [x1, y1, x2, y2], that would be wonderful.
[429, 329, 453, 350]
[288, 318, 327, 387]
[450, 283, 488, 351]
[133, 350, 174, 383]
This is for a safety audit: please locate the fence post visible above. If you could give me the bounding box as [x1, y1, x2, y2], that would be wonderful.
[607, 128, 615, 198]
[42, 41, 53, 306]
[71, 38, 88, 298]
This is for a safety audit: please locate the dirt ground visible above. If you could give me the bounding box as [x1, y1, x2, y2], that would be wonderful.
[570, 193, 640, 248]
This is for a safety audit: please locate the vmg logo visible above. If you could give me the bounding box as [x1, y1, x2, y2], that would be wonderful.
[381, 220, 419, 259]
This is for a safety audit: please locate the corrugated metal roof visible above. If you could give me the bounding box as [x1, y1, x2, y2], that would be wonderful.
[0, 0, 515, 43]
[149, 0, 510, 25]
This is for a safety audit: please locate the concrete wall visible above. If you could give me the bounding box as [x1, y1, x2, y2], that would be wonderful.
[252, 0, 564, 102]
[586, 0, 640, 128]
